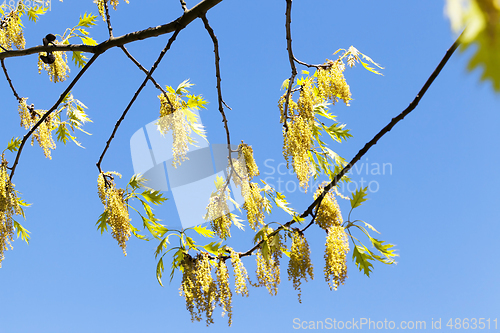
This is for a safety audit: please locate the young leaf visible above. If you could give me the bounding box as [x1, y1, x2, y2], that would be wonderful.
[192, 225, 215, 238]
[27, 6, 47, 22]
[72, 51, 88, 68]
[185, 236, 196, 250]
[141, 189, 167, 205]
[78, 13, 98, 28]
[80, 36, 97, 46]
[370, 238, 398, 263]
[6, 137, 21, 152]
[154, 235, 170, 258]
[13, 220, 30, 244]
[261, 240, 270, 262]
[128, 174, 148, 190]
[156, 256, 165, 287]
[96, 211, 109, 234]
[201, 241, 222, 256]
[170, 249, 185, 282]
[350, 187, 368, 209]
[352, 244, 374, 277]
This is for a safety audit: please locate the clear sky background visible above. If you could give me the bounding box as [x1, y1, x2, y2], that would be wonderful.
[1, 1, 499, 332]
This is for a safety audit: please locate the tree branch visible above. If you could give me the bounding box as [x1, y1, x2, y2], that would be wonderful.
[0, 0, 223, 60]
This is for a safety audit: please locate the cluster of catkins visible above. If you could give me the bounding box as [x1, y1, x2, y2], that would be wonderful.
[280, 60, 351, 191]
[180, 249, 251, 326]
[18, 98, 57, 159]
[97, 172, 131, 255]
[0, 154, 21, 267]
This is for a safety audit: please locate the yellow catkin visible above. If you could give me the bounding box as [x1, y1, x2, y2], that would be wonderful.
[0, 154, 21, 267]
[205, 186, 232, 240]
[242, 182, 265, 231]
[254, 250, 280, 296]
[238, 142, 259, 179]
[278, 93, 298, 123]
[282, 115, 313, 190]
[297, 77, 318, 122]
[37, 49, 70, 83]
[0, 10, 25, 51]
[287, 231, 314, 303]
[314, 184, 343, 230]
[97, 172, 131, 255]
[158, 91, 191, 168]
[229, 248, 249, 297]
[230, 157, 250, 196]
[180, 254, 200, 322]
[215, 259, 233, 326]
[194, 253, 217, 326]
[316, 60, 351, 105]
[18, 98, 34, 129]
[31, 112, 56, 159]
[180, 253, 218, 326]
[324, 225, 349, 290]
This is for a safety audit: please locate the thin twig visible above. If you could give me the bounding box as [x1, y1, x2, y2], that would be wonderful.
[96, 30, 181, 173]
[120, 45, 175, 110]
[180, 0, 188, 11]
[201, 13, 240, 192]
[9, 53, 101, 180]
[103, 0, 114, 38]
[120, 46, 166, 95]
[282, 0, 297, 132]
[1, 59, 22, 102]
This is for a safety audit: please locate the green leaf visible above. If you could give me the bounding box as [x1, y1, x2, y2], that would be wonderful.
[72, 51, 88, 68]
[13, 219, 30, 244]
[359, 60, 383, 75]
[261, 240, 270, 262]
[130, 223, 148, 241]
[175, 79, 194, 95]
[274, 192, 295, 215]
[185, 236, 196, 250]
[170, 249, 185, 282]
[154, 235, 170, 258]
[56, 123, 71, 144]
[370, 238, 398, 263]
[352, 244, 374, 277]
[27, 6, 47, 22]
[78, 13, 98, 28]
[201, 241, 222, 256]
[281, 78, 290, 90]
[96, 211, 109, 234]
[360, 220, 380, 234]
[141, 189, 167, 205]
[128, 174, 148, 190]
[350, 187, 368, 209]
[6, 137, 21, 152]
[156, 256, 165, 286]
[324, 122, 352, 142]
[80, 36, 97, 46]
[192, 225, 215, 238]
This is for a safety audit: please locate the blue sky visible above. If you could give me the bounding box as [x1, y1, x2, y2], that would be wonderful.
[0, 0, 499, 332]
